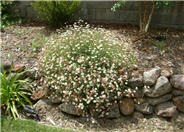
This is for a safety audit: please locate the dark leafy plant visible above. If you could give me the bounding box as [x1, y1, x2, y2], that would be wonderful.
[1, 0, 22, 30]
[0, 67, 32, 119]
[31, 0, 81, 27]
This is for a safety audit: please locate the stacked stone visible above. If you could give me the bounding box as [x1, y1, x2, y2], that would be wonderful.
[32, 64, 184, 122]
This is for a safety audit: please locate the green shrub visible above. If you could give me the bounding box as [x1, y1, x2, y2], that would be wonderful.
[0, 67, 32, 119]
[31, 1, 81, 27]
[39, 20, 136, 117]
[1, 0, 22, 30]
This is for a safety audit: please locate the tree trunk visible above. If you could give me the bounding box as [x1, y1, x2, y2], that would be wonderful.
[145, 2, 155, 32]
[143, 1, 149, 31]
[139, 1, 143, 32]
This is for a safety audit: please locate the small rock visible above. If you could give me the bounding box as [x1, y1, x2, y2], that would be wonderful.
[173, 96, 184, 113]
[58, 103, 83, 116]
[133, 112, 144, 119]
[31, 89, 47, 101]
[119, 98, 134, 115]
[145, 76, 172, 97]
[34, 99, 52, 115]
[12, 64, 25, 72]
[135, 103, 153, 114]
[134, 88, 144, 98]
[170, 75, 184, 91]
[155, 102, 177, 117]
[143, 66, 161, 86]
[172, 90, 184, 96]
[172, 113, 184, 124]
[161, 69, 172, 78]
[105, 103, 120, 118]
[129, 72, 143, 88]
[147, 94, 172, 106]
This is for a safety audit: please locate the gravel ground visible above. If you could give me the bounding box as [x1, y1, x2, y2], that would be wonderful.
[21, 103, 184, 132]
[1, 23, 184, 132]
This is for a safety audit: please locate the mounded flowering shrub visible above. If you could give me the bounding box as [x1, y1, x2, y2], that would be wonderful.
[39, 20, 136, 117]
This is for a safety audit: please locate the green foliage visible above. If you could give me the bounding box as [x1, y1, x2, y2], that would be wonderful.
[154, 1, 174, 9]
[1, 0, 22, 30]
[1, 67, 32, 119]
[111, 0, 126, 12]
[39, 20, 136, 117]
[111, 0, 174, 12]
[31, 1, 81, 27]
[155, 41, 166, 51]
[31, 33, 47, 52]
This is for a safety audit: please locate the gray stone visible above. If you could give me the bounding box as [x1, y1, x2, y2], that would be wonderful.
[106, 103, 120, 118]
[147, 94, 172, 106]
[145, 76, 172, 97]
[33, 99, 52, 114]
[170, 75, 184, 91]
[133, 112, 144, 119]
[135, 103, 153, 114]
[161, 69, 172, 78]
[134, 88, 144, 98]
[172, 113, 184, 124]
[119, 98, 134, 115]
[129, 72, 143, 88]
[58, 103, 83, 116]
[143, 66, 161, 86]
[155, 102, 177, 117]
[173, 96, 184, 113]
[172, 90, 184, 96]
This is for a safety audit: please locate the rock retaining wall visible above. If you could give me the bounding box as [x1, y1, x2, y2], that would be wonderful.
[2, 61, 184, 122]
[39, 66, 183, 121]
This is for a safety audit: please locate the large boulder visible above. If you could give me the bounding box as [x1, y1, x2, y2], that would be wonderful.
[144, 76, 172, 97]
[170, 75, 184, 91]
[173, 96, 184, 113]
[147, 94, 172, 106]
[119, 98, 134, 115]
[155, 102, 177, 118]
[105, 103, 120, 118]
[58, 103, 83, 116]
[143, 66, 161, 86]
[135, 103, 153, 114]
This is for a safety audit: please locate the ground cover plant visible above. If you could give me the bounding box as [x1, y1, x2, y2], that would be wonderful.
[0, 66, 32, 119]
[1, 117, 78, 132]
[39, 20, 136, 117]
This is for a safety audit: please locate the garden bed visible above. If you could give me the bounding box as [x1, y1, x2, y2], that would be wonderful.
[1, 22, 184, 132]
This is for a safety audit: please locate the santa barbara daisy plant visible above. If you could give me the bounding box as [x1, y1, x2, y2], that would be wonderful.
[39, 20, 136, 117]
